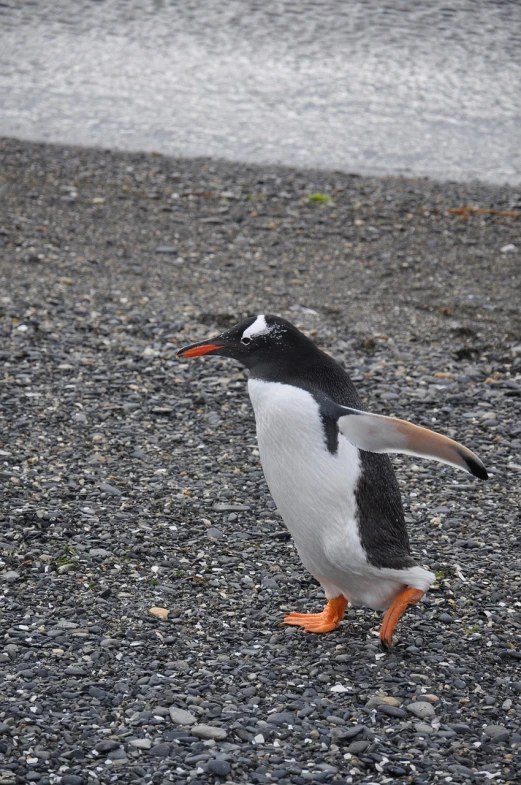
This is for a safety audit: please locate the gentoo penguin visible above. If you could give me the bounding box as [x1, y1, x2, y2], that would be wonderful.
[177, 315, 487, 645]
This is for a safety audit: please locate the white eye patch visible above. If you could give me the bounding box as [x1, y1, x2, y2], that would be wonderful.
[242, 314, 270, 340]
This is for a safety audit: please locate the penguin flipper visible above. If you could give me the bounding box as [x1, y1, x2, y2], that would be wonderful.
[334, 405, 488, 480]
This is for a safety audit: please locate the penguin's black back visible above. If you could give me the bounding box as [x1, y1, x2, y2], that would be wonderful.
[251, 342, 414, 570]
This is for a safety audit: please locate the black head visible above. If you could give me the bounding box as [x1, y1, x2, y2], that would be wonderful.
[177, 314, 317, 372]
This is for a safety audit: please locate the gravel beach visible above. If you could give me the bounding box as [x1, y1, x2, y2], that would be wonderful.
[1, 137, 521, 785]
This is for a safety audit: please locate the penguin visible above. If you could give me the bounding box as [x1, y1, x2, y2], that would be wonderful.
[177, 315, 487, 645]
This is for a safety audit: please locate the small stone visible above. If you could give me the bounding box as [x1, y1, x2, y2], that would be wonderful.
[326, 715, 345, 725]
[64, 666, 86, 676]
[108, 749, 128, 761]
[212, 503, 250, 512]
[155, 246, 178, 254]
[95, 740, 120, 753]
[449, 765, 474, 778]
[365, 696, 385, 708]
[378, 704, 408, 719]
[415, 723, 434, 735]
[484, 724, 510, 742]
[4, 644, 18, 660]
[348, 740, 369, 754]
[168, 707, 197, 725]
[192, 725, 228, 740]
[2, 571, 19, 582]
[207, 527, 223, 540]
[128, 739, 152, 749]
[342, 725, 365, 741]
[405, 702, 435, 719]
[448, 723, 472, 735]
[149, 607, 169, 620]
[149, 742, 172, 757]
[206, 759, 231, 777]
[381, 696, 401, 707]
[501, 244, 517, 253]
[330, 683, 352, 694]
[89, 548, 112, 558]
[267, 712, 295, 726]
[99, 482, 122, 496]
[317, 764, 338, 774]
[61, 776, 84, 785]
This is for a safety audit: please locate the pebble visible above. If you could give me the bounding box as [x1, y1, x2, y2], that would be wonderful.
[342, 725, 365, 741]
[95, 740, 121, 753]
[484, 725, 510, 742]
[169, 707, 197, 725]
[381, 696, 402, 707]
[415, 723, 435, 735]
[206, 759, 231, 777]
[405, 702, 436, 719]
[64, 666, 86, 676]
[378, 704, 408, 718]
[212, 503, 250, 512]
[347, 740, 370, 754]
[155, 245, 178, 254]
[149, 606, 169, 620]
[267, 712, 295, 725]
[1, 571, 19, 582]
[192, 725, 228, 740]
[128, 738, 152, 749]
[149, 742, 172, 757]
[99, 482, 122, 496]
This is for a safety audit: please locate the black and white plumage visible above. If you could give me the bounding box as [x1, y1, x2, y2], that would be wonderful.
[178, 315, 487, 644]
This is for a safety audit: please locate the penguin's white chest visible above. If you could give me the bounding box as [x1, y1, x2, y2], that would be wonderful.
[247, 379, 371, 597]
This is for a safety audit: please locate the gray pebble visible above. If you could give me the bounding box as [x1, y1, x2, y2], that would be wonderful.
[192, 725, 228, 740]
[99, 482, 122, 496]
[415, 723, 435, 735]
[378, 704, 408, 719]
[348, 740, 370, 754]
[206, 759, 231, 777]
[149, 742, 172, 756]
[2, 571, 19, 582]
[95, 740, 121, 753]
[168, 707, 197, 725]
[484, 725, 510, 742]
[405, 702, 435, 719]
[128, 738, 152, 749]
[212, 503, 250, 512]
[155, 246, 178, 254]
[267, 712, 295, 726]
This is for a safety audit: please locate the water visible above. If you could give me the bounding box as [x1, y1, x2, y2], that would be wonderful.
[1, 0, 520, 183]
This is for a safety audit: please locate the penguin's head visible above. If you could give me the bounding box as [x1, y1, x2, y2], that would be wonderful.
[177, 314, 314, 370]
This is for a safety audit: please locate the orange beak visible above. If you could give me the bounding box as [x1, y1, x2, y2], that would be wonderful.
[176, 342, 225, 358]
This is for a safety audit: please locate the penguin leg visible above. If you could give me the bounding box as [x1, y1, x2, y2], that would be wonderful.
[379, 588, 424, 647]
[282, 595, 348, 633]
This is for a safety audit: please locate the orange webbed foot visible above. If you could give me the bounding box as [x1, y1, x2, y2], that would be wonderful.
[380, 587, 424, 648]
[282, 595, 348, 634]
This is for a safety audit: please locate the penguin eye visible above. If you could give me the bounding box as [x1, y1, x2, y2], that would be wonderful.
[241, 337, 252, 346]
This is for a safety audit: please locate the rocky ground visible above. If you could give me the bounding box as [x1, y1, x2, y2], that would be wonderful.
[0, 137, 520, 785]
